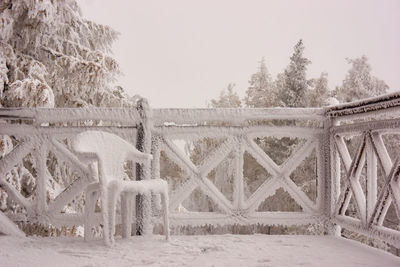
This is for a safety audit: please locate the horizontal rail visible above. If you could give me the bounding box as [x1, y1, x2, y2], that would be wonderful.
[153, 108, 325, 125]
[0, 108, 142, 125]
[0, 124, 138, 137]
[334, 215, 400, 248]
[168, 212, 322, 227]
[325, 91, 400, 118]
[154, 125, 323, 139]
[331, 118, 400, 135]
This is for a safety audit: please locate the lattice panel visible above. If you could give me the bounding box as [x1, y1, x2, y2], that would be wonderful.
[156, 130, 322, 226]
[333, 131, 400, 242]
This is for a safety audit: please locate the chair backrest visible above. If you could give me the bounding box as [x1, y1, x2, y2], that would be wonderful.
[72, 131, 148, 184]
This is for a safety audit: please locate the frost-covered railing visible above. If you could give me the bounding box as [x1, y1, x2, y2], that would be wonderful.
[151, 107, 328, 228]
[326, 92, 400, 248]
[1, 92, 400, 250]
[0, 104, 151, 229]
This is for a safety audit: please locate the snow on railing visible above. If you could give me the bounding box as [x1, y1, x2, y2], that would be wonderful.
[151, 108, 327, 228]
[0, 105, 147, 230]
[326, 93, 400, 248]
[0, 93, 399, 250]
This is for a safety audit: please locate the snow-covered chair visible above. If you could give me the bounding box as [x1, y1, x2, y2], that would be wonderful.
[72, 131, 169, 245]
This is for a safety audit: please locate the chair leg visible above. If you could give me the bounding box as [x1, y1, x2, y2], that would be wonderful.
[121, 192, 134, 238]
[84, 188, 98, 241]
[101, 189, 111, 246]
[161, 192, 170, 240]
[107, 185, 119, 245]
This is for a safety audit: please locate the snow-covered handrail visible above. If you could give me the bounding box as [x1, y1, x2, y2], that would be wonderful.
[326, 92, 400, 248]
[0, 107, 142, 125]
[151, 108, 327, 228]
[325, 91, 400, 119]
[152, 107, 324, 126]
[0, 92, 400, 250]
[0, 105, 148, 231]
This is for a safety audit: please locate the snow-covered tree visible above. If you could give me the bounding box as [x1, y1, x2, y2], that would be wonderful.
[0, 0, 127, 108]
[0, 0, 136, 235]
[275, 39, 311, 107]
[334, 56, 388, 103]
[210, 83, 241, 108]
[244, 57, 275, 108]
[306, 72, 330, 107]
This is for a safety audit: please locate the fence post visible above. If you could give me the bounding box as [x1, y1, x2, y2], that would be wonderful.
[135, 98, 153, 235]
[324, 117, 341, 236]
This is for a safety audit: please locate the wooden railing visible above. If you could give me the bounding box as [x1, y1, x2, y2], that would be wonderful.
[0, 92, 400, 249]
[151, 108, 327, 228]
[326, 92, 400, 248]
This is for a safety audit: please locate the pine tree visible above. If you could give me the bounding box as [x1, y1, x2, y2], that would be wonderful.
[210, 83, 241, 108]
[275, 39, 311, 107]
[244, 57, 275, 107]
[0, 0, 127, 108]
[334, 55, 388, 103]
[0, 0, 134, 233]
[307, 72, 330, 107]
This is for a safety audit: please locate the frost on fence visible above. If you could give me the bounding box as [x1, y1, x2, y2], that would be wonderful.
[152, 107, 326, 232]
[0, 108, 143, 237]
[326, 92, 400, 250]
[0, 94, 400, 250]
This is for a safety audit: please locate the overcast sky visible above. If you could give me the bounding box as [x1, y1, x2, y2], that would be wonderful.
[80, 0, 400, 108]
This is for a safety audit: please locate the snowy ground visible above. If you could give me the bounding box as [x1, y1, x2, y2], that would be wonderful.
[1, 234, 399, 267]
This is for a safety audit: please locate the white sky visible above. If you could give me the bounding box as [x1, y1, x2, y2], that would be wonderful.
[80, 0, 400, 108]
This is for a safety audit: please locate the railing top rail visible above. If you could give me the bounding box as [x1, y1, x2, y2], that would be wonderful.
[152, 107, 325, 125]
[2, 91, 400, 126]
[325, 91, 400, 118]
[0, 107, 142, 125]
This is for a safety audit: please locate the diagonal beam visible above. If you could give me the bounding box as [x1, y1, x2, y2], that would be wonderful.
[245, 137, 318, 212]
[0, 140, 34, 179]
[47, 174, 91, 214]
[335, 135, 352, 172]
[280, 139, 316, 177]
[197, 175, 234, 213]
[346, 134, 367, 224]
[369, 132, 397, 226]
[281, 176, 316, 213]
[47, 139, 93, 214]
[334, 135, 359, 218]
[49, 138, 91, 180]
[161, 138, 233, 213]
[0, 139, 34, 214]
[0, 210, 25, 237]
[169, 177, 198, 211]
[244, 177, 280, 212]
[161, 139, 198, 177]
[244, 137, 279, 176]
[198, 138, 234, 177]
[0, 180, 33, 213]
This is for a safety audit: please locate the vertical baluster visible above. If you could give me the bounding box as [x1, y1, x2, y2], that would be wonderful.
[151, 135, 161, 180]
[136, 98, 153, 235]
[327, 118, 341, 236]
[151, 135, 162, 213]
[317, 132, 325, 211]
[233, 136, 244, 210]
[35, 137, 48, 219]
[366, 135, 377, 223]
